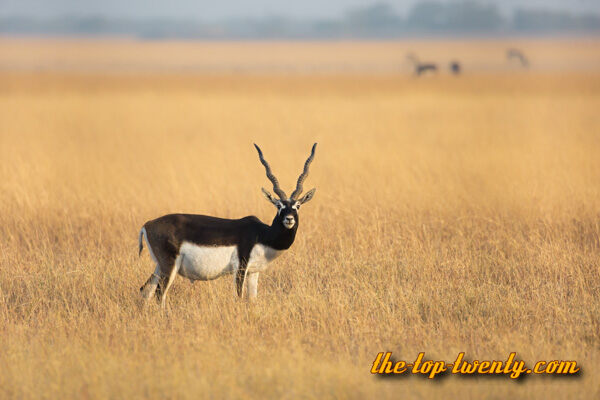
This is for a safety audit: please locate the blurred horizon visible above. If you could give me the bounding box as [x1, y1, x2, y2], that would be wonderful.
[1, 1, 600, 39]
[2, 0, 600, 20]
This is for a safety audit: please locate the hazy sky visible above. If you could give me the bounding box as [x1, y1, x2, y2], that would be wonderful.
[1, 0, 599, 19]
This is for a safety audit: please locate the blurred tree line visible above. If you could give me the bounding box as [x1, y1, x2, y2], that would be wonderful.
[1, 1, 599, 38]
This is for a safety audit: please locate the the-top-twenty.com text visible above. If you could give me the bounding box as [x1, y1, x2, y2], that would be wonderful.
[371, 352, 580, 379]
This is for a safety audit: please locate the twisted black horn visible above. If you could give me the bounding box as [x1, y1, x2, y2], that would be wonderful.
[254, 144, 287, 200]
[290, 143, 317, 200]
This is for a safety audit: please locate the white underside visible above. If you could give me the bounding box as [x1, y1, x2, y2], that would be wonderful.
[247, 243, 283, 273]
[177, 242, 283, 281]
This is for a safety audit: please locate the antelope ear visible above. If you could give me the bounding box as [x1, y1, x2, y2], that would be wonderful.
[298, 188, 316, 205]
[261, 188, 279, 205]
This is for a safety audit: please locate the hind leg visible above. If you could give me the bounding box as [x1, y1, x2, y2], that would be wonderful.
[140, 230, 170, 303]
[140, 264, 161, 301]
[141, 229, 181, 308]
[159, 255, 182, 310]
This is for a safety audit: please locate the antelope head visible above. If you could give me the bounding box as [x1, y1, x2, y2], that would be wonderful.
[254, 143, 317, 230]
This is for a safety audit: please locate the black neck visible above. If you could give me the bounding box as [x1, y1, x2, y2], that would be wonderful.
[259, 217, 298, 250]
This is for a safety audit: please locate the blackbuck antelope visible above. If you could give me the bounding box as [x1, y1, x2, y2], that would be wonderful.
[406, 53, 438, 76]
[449, 61, 461, 75]
[507, 48, 529, 68]
[139, 143, 317, 307]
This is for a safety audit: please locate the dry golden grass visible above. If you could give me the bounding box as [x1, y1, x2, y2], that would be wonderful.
[0, 39, 599, 399]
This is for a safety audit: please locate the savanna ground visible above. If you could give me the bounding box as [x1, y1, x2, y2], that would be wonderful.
[0, 38, 599, 399]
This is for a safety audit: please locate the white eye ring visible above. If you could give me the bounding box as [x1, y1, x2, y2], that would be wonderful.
[276, 202, 285, 214]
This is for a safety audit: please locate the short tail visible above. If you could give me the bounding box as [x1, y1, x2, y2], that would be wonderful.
[138, 226, 145, 256]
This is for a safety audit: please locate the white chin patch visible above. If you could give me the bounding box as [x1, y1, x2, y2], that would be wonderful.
[283, 219, 295, 229]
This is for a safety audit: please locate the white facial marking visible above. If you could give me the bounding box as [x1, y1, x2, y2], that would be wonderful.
[276, 201, 285, 215]
[282, 214, 295, 229]
[178, 242, 239, 281]
[291, 201, 300, 211]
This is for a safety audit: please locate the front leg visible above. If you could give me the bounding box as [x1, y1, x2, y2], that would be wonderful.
[235, 258, 248, 298]
[246, 272, 259, 300]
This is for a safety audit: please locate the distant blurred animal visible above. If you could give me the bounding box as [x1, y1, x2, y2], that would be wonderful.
[449, 61, 461, 75]
[507, 48, 529, 68]
[406, 53, 438, 76]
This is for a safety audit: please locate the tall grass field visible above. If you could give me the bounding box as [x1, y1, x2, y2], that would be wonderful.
[0, 38, 599, 398]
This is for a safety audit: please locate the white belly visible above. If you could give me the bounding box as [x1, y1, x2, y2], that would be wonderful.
[178, 242, 238, 281]
[247, 244, 283, 272]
